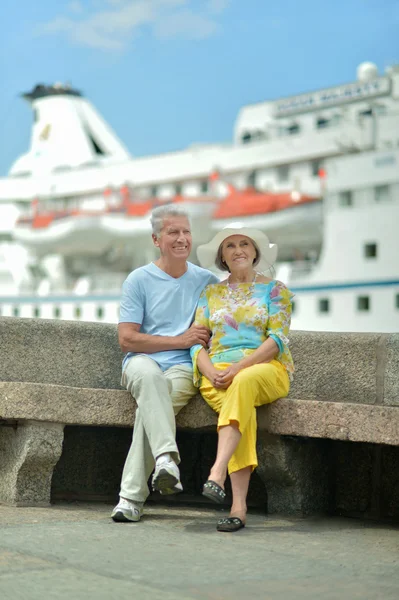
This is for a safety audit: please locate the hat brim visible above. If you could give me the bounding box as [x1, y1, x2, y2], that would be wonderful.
[197, 227, 278, 272]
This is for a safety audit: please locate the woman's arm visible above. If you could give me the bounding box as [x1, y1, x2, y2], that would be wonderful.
[190, 288, 217, 386]
[237, 337, 279, 369]
[196, 348, 221, 386]
[214, 338, 278, 388]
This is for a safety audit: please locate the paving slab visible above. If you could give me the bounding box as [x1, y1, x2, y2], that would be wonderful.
[0, 503, 398, 600]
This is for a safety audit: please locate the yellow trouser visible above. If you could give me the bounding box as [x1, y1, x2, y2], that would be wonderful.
[199, 360, 290, 475]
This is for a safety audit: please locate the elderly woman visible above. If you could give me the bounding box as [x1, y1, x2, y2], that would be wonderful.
[190, 225, 294, 532]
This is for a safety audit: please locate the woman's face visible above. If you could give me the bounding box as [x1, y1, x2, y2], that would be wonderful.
[221, 235, 257, 272]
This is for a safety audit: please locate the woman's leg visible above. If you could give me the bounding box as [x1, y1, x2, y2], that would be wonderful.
[200, 361, 289, 490]
[207, 421, 241, 487]
[208, 368, 261, 489]
[230, 466, 251, 523]
[205, 367, 259, 489]
[205, 361, 289, 488]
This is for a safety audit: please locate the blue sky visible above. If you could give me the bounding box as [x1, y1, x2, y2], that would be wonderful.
[0, 0, 398, 176]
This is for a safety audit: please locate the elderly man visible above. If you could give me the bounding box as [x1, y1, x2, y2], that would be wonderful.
[112, 205, 218, 522]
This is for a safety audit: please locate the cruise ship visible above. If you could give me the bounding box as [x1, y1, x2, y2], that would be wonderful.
[0, 61, 398, 332]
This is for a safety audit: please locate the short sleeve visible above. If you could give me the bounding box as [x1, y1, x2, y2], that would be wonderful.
[208, 273, 220, 285]
[190, 288, 210, 386]
[119, 274, 144, 324]
[267, 281, 293, 355]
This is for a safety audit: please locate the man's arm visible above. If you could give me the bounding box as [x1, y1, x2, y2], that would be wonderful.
[118, 322, 210, 354]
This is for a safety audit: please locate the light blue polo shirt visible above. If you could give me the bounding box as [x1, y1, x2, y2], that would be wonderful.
[119, 262, 219, 371]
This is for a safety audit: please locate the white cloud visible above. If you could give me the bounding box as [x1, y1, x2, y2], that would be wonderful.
[35, 0, 229, 51]
[207, 0, 230, 15]
[67, 1, 84, 14]
[154, 10, 218, 40]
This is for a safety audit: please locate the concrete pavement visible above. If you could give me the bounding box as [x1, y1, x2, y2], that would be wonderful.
[0, 503, 398, 600]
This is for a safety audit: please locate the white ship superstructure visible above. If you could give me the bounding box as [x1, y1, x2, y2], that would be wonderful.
[285, 150, 399, 332]
[0, 62, 398, 331]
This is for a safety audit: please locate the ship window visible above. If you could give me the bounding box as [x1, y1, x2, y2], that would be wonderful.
[287, 123, 300, 135]
[364, 243, 377, 259]
[53, 306, 61, 319]
[53, 165, 72, 173]
[316, 116, 330, 129]
[277, 165, 289, 183]
[311, 160, 322, 177]
[374, 185, 390, 203]
[150, 185, 158, 197]
[247, 170, 257, 188]
[241, 132, 252, 144]
[318, 298, 330, 313]
[175, 183, 182, 196]
[97, 306, 104, 320]
[396, 294, 399, 309]
[200, 180, 209, 194]
[33, 307, 40, 318]
[13, 306, 20, 317]
[357, 296, 370, 311]
[85, 128, 106, 156]
[339, 190, 353, 207]
[359, 108, 373, 118]
[11, 171, 31, 178]
[291, 300, 296, 314]
[74, 306, 82, 319]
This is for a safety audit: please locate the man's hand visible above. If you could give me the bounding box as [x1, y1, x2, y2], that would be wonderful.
[213, 363, 242, 389]
[179, 324, 211, 349]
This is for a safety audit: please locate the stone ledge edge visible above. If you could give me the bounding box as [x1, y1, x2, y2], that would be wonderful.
[0, 382, 398, 446]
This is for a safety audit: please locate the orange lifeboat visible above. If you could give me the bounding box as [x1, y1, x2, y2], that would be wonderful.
[32, 213, 55, 229]
[214, 188, 276, 219]
[214, 188, 319, 219]
[125, 200, 154, 217]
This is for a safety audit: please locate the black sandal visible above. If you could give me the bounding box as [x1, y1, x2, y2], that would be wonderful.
[217, 517, 245, 532]
[202, 480, 226, 504]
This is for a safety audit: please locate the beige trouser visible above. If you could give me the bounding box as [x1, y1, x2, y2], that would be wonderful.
[120, 355, 197, 503]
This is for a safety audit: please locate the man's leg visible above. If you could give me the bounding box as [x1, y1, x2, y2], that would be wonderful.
[164, 364, 197, 465]
[146, 364, 197, 495]
[149, 364, 197, 493]
[113, 359, 196, 521]
[119, 355, 179, 504]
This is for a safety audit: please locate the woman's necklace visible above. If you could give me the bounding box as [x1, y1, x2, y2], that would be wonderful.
[226, 271, 259, 303]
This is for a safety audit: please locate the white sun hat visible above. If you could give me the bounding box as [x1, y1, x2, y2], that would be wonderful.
[197, 225, 278, 272]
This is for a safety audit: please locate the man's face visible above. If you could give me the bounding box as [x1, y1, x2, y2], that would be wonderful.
[153, 216, 192, 261]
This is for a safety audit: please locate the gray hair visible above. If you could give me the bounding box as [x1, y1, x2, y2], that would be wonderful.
[215, 239, 261, 272]
[150, 204, 191, 236]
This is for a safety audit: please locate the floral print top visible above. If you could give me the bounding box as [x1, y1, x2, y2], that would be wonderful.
[190, 280, 294, 386]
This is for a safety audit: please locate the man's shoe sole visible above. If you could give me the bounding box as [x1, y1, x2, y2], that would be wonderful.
[152, 468, 180, 495]
[160, 484, 183, 496]
[111, 510, 140, 523]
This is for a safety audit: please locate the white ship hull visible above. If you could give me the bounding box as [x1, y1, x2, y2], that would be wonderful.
[1, 63, 399, 333]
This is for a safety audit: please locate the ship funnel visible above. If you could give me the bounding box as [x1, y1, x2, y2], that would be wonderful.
[10, 83, 130, 177]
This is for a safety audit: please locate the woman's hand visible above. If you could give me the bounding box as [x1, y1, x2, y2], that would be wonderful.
[203, 366, 225, 388]
[213, 363, 241, 389]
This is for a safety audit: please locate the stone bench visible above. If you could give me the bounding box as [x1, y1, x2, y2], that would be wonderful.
[0, 318, 398, 515]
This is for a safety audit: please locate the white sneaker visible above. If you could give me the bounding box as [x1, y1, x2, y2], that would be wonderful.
[161, 481, 183, 496]
[152, 459, 183, 496]
[111, 498, 143, 522]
